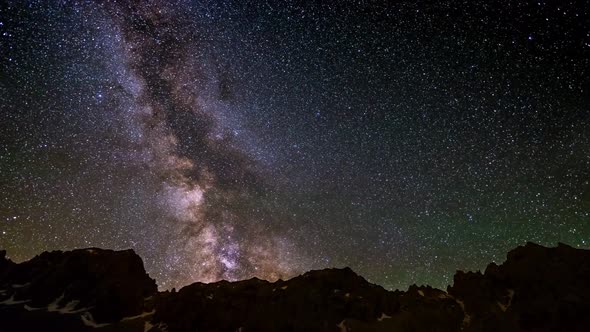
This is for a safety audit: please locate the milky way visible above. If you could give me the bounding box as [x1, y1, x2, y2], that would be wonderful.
[1, 1, 589, 290]
[100, 1, 300, 287]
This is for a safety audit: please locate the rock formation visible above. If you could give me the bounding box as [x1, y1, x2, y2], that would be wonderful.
[0, 242, 588, 331]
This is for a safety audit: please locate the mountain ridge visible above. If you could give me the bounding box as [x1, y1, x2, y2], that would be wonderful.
[1, 242, 588, 331]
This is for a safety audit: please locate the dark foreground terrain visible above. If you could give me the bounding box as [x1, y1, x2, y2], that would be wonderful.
[0, 242, 588, 332]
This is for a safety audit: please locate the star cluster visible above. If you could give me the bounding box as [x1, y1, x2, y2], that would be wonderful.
[1, 1, 588, 290]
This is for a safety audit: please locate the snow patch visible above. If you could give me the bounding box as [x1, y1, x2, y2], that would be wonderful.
[47, 294, 65, 312]
[0, 295, 29, 305]
[378, 313, 392, 321]
[337, 320, 348, 332]
[80, 312, 110, 328]
[417, 290, 425, 296]
[60, 300, 85, 314]
[207, 294, 214, 300]
[46, 294, 86, 314]
[11, 283, 29, 289]
[20, 294, 87, 314]
[24, 304, 42, 311]
[280, 286, 288, 290]
[121, 310, 155, 321]
[143, 321, 154, 332]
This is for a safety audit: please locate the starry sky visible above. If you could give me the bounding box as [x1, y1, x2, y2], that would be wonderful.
[1, 0, 589, 290]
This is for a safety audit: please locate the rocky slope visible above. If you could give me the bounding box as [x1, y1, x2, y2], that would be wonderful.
[0, 242, 588, 332]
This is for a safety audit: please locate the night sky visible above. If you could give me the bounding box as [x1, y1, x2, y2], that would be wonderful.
[1, 1, 588, 291]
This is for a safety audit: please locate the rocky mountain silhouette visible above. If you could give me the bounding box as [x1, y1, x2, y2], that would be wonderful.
[0, 242, 588, 332]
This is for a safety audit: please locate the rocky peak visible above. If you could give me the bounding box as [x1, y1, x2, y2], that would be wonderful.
[0, 248, 157, 323]
[1, 243, 589, 331]
[448, 242, 590, 332]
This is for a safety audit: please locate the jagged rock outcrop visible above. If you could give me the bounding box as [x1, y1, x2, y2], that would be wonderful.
[0, 250, 16, 282]
[448, 242, 590, 332]
[154, 268, 397, 331]
[151, 267, 462, 332]
[0, 242, 588, 331]
[0, 248, 157, 324]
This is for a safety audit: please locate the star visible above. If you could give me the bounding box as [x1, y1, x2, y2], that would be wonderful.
[0, 0, 587, 291]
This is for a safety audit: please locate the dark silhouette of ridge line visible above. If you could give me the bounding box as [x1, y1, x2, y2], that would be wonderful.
[0, 242, 589, 331]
